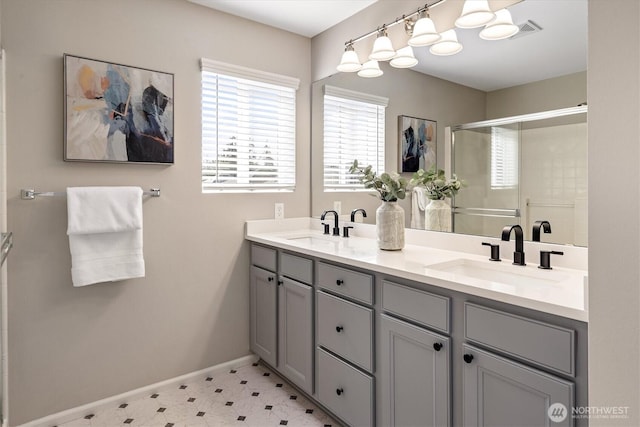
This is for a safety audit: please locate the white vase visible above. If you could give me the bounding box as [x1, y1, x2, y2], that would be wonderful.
[425, 199, 452, 232]
[376, 201, 405, 250]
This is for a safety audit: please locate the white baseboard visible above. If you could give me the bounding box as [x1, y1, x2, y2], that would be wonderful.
[17, 354, 259, 427]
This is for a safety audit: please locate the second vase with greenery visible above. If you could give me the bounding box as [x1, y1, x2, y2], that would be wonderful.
[410, 167, 463, 232]
[350, 160, 407, 250]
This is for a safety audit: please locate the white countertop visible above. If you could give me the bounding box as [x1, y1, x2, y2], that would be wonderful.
[246, 218, 588, 322]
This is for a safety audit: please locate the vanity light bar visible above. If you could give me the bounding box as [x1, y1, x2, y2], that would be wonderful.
[344, 0, 446, 47]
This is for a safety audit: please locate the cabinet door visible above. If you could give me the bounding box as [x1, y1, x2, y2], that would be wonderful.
[278, 277, 313, 394]
[380, 314, 451, 427]
[462, 344, 574, 427]
[250, 266, 277, 367]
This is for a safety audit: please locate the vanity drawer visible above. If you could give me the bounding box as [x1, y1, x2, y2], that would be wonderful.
[317, 291, 373, 372]
[280, 252, 313, 285]
[317, 262, 373, 304]
[382, 280, 450, 334]
[251, 244, 276, 272]
[465, 303, 575, 376]
[317, 347, 374, 427]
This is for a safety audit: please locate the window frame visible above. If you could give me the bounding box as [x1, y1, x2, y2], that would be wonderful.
[201, 58, 300, 193]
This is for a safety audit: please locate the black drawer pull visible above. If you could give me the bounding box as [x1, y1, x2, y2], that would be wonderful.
[278, 280, 283, 286]
[433, 342, 443, 351]
[463, 354, 474, 364]
[335, 325, 344, 333]
[336, 279, 344, 286]
[268, 276, 274, 282]
[336, 387, 344, 396]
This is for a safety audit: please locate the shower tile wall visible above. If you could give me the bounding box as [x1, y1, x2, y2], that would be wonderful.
[521, 123, 588, 245]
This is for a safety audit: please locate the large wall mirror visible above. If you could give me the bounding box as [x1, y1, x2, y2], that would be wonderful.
[311, 0, 588, 246]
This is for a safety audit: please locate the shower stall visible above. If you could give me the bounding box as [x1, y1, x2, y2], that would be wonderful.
[446, 106, 588, 246]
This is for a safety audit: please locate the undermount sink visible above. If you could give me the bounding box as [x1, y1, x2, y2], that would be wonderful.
[286, 234, 338, 243]
[425, 258, 570, 288]
[284, 233, 377, 258]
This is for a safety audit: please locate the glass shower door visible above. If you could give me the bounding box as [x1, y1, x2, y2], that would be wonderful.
[451, 123, 521, 238]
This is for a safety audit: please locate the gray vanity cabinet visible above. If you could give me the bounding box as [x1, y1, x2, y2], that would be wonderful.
[249, 243, 587, 427]
[462, 303, 578, 427]
[462, 344, 574, 427]
[250, 245, 314, 394]
[316, 262, 375, 426]
[250, 264, 277, 367]
[278, 276, 313, 394]
[380, 314, 450, 427]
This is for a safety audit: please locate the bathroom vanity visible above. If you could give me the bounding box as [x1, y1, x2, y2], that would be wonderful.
[246, 218, 588, 427]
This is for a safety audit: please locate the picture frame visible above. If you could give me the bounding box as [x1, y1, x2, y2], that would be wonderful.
[64, 54, 174, 164]
[398, 115, 436, 173]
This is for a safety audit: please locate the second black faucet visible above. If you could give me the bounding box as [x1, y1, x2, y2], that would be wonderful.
[501, 224, 526, 266]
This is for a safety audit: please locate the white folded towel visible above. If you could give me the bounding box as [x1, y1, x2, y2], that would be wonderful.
[67, 187, 145, 287]
[410, 186, 427, 229]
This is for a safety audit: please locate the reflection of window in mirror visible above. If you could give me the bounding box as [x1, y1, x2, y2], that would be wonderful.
[323, 86, 388, 191]
[490, 126, 519, 190]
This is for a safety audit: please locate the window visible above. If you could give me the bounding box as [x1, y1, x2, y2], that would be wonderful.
[490, 125, 519, 189]
[323, 85, 387, 191]
[201, 59, 299, 192]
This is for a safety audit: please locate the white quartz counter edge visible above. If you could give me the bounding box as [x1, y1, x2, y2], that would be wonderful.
[246, 219, 588, 322]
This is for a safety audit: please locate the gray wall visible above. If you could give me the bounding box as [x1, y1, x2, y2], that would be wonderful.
[588, 1, 640, 425]
[486, 71, 587, 118]
[2, 0, 310, 424]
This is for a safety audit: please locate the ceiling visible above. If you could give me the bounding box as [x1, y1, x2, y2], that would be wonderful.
[188, 0, 379, 38]
[188, 0, 587, 92]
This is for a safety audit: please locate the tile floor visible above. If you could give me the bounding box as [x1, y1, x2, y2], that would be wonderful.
[57, 362, 338, 427]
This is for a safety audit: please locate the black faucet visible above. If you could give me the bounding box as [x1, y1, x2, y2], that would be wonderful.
[343, 209, 367, 238]
[320, 210, 340, 236]
[532, 220, 551, 242]
[501, 225, 526, 266]
[539, 250, 564, 270]
[351, 208, 367, 222]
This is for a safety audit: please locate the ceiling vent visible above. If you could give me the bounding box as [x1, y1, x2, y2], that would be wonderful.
[510, 20, 543, 40]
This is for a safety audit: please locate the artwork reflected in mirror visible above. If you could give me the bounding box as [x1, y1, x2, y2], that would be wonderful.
[399, 115, 436, 173]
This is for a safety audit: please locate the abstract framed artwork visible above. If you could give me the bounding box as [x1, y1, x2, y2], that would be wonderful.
[398, 115, 436, 173]
[64, 54, 174, 164]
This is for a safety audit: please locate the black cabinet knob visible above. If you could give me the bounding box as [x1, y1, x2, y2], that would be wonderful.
[463, 354, 474, 364]
[336, 388, 344, 396]
[433, 342, 443, 351]
[335, 325, 344, 333]
[336, 279, 344, 286]
[278, 280, 283, 286]
[268, 276, 274, 282]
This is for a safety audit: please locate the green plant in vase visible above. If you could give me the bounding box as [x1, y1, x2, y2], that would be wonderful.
[410, 167, 463, 200]
[410, 167, 463, 232]
[349, 160, 408, 202]
[349, 160, 407, 250]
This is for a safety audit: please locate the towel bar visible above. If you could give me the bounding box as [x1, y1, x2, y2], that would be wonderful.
[21, 188, 161, 200]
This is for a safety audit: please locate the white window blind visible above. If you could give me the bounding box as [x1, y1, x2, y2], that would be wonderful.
[323, 85, 387, 191]
[201, 59, 299, 192]
[490, 126, 519, 189]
